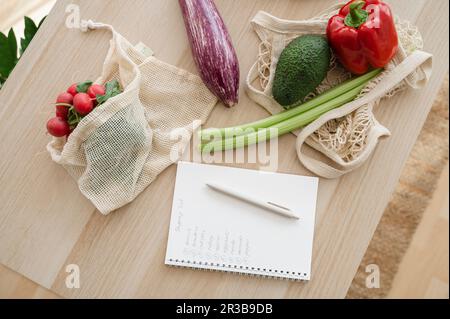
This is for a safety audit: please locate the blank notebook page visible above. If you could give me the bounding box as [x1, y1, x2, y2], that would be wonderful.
[165, 161, 319, 280]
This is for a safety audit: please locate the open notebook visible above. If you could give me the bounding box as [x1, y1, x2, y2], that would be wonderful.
[165, 162, 319, 280]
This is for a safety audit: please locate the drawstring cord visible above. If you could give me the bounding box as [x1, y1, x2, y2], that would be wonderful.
[80, 20, 113, 33]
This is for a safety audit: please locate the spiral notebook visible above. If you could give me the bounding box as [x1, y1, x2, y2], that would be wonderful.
[165, 162, 319, 280]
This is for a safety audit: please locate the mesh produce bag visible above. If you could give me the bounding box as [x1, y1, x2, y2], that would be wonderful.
[246, 4, 432, 178]
[47, 21, 217, 214]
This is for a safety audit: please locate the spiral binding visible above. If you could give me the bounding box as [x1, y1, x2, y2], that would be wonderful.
[167, 258, 309, 281]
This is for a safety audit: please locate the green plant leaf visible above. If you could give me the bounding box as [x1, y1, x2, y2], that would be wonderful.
[8, 28, 17, 59]
[0, 16, 45, 89]
[0, 28, 18, 79]
[24, 16, 38, 40]
[20, 16, 38, 55]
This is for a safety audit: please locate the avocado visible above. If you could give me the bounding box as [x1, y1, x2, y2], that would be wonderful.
[272, 35, 330, 108]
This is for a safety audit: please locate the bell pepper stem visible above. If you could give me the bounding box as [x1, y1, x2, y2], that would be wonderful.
[345, 1, 368, 29]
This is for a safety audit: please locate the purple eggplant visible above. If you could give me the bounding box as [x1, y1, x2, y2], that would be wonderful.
[179, 0, 240, 107]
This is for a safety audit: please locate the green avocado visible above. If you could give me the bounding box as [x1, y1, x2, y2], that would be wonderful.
[272, 35, 330, 108]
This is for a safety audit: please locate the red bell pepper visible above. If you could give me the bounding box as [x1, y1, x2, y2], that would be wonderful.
[327, 0, 398, 74]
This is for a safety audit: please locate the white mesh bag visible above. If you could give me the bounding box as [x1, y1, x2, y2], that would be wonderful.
[47, 21, 217, 214]
[246, 5, 432, 178]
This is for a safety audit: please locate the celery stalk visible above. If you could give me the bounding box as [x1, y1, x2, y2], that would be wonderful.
[201, 83, 367, 152]
[200, 68, 381, 141]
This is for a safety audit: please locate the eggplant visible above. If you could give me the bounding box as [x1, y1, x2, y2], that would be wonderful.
[179, 0, 240, 107]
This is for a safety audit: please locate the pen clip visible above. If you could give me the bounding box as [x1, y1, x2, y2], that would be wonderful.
[266, 201, 291, 212]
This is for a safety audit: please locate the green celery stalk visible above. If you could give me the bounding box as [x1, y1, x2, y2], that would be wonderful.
[201, 82, 367, 153]
[200, 68, 381, 141]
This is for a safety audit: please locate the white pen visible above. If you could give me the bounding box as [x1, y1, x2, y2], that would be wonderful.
[206, 182, 300, 220]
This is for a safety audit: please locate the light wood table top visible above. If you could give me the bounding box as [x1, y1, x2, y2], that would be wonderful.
[0, 0, 448, 298]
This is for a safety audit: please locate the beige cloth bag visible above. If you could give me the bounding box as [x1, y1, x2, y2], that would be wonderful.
[47, 21, 217, 214]
[246, 6, 432, 179]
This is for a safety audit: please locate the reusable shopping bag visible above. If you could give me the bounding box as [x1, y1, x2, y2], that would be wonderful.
[47, 21, 217, 214]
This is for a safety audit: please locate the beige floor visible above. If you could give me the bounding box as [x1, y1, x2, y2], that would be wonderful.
[0, 265, 59, 299]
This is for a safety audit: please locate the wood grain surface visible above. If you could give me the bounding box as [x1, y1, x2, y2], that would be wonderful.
[0, 0, 448, 298]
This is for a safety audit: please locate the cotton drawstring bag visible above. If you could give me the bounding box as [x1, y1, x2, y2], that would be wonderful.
[47, 21, 217, 214]
[246, 5, 432, 179]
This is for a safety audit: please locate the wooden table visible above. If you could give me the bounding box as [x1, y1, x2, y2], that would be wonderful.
[0, 0, 448, 299]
